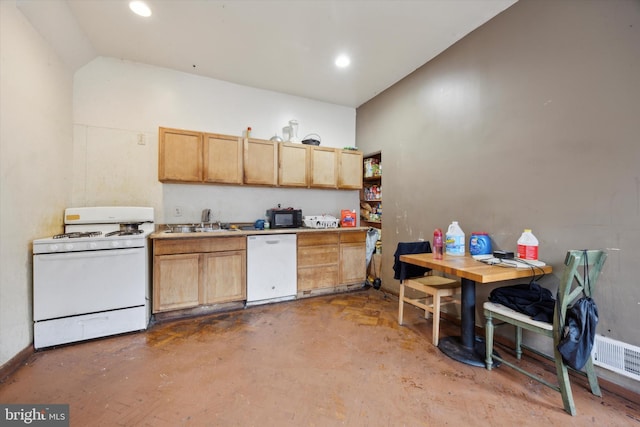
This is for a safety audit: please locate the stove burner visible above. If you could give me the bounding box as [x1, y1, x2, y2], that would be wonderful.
[53, 231, 102, 239]
[104, 223, 145, 237]
[105, 229, 145, 237]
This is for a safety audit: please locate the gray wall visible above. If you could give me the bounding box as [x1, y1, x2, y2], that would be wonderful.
[356, 0, 639, 391]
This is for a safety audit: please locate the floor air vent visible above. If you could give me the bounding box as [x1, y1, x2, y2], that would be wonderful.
[593, 335, 640, 381]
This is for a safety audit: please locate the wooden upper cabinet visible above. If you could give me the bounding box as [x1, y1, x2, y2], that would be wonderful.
[158, 127, 203, 182]
[204, 133, 243, 184]
[158, 126, 362, 190]
[310, 146, 338, 188]
[244, 138, 278, 186]
[338, 149, 363, 189]
[279, 142, 309, 187]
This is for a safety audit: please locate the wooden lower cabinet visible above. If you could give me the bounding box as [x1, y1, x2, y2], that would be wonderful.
[297, 232, 340, 292]
[201, 251, 245, 304]
[154, 253, 201, 312]
[153, 231, 365, 313]
[339, 231, 367, 284]
[153, 237, 246, 313]
[297, 231, 366, 292]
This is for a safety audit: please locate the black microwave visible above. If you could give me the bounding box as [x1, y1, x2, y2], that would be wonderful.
[266, 209, 303, 228]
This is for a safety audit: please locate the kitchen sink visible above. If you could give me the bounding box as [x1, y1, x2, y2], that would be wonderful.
[165, 224, 232, 233]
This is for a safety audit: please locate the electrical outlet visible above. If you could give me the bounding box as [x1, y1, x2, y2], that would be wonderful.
[173, 206, 183, 217]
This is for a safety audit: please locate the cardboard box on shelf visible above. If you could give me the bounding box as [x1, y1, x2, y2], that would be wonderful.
[363, 158, 381, 178]
[340, 209, 356, 227]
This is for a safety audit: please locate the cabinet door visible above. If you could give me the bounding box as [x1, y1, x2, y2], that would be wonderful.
[153, 254, 200, 312]
[310, 146, 338, 188]
[340, 243, 366, 284]
[202, 251, 246, 304]
[158, 127, 203, 182]
[203, 133, 243, 184]
[338, 150, 363, 189]
[339, 232, 367, 284]
[279, 143, 309, 187]
[244, 138, 278, 185]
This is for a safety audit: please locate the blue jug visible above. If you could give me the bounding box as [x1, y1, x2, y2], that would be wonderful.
[469, 232, 492, 255]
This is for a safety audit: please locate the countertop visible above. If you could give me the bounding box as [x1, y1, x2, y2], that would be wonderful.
[150, 226, 369, 240]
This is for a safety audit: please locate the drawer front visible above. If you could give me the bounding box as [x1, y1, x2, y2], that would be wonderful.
[154, 237, 246, 255]
[298, 266, 339, 291]
[297, 232, 340, 246]
[298, 245, 339, 267]
[340, 231, 366, 244]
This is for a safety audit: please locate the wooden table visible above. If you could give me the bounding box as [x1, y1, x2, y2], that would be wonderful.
[399, 253, 552, 367]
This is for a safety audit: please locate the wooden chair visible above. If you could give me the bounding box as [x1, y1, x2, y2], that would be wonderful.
[483, 249, 607, 416]
[394, 242, 461, 346]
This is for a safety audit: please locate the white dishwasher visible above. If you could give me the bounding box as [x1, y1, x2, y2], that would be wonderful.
[246, 234, 297, 306]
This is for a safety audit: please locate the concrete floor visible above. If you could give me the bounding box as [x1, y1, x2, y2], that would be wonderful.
[1, 288, 638, 426]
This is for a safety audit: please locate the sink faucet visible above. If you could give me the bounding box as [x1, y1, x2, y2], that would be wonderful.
[201, 209, 211, 224]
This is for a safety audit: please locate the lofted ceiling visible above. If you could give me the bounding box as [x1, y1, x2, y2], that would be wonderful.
[17, 0, 517, 107]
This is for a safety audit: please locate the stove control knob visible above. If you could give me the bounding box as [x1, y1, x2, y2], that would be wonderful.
[111, 240, 120, 248]
[49, 244, 59, 252]
[124, 240, 133, 247]
[64, 243, 74, 251]
[89, 242, 98, 250]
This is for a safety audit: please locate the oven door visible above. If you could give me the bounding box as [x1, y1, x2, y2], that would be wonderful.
[33, 247, 146, 321]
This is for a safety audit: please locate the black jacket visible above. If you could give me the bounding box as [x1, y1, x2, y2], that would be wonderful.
[393, 241, 432, 281]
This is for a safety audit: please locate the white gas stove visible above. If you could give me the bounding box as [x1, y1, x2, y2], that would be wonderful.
[33, 206, 154, 254]
[33, 207, 154, 349]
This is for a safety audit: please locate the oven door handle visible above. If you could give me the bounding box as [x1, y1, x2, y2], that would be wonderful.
[35, 248, 142, 260]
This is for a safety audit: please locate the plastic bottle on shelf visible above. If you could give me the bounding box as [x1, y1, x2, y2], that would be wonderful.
[264, 215, 270, 230]
[445, 221, 465, 256]
[517, 229, 538, 260]
[433, 228, 443, 260]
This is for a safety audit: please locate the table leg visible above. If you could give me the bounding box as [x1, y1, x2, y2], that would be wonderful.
[460, 277, 476, 348]
[438, 277, 498, 367]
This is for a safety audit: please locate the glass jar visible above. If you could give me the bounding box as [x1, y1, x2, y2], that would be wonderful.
[289, 120, 299, 142]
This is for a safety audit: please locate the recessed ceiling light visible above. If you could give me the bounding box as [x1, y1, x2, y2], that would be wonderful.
[335, 54, 351, 68]
[129, 1, 152, 17]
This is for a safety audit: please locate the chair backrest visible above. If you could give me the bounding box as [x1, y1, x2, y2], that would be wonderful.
[554, 249, 607, 330]
[393, 241, 432, 281]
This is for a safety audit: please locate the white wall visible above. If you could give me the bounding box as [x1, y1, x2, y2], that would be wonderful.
[0, 24, 357, 368]
[0, 1, 73, 366]
[73, 57, 358, 224]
